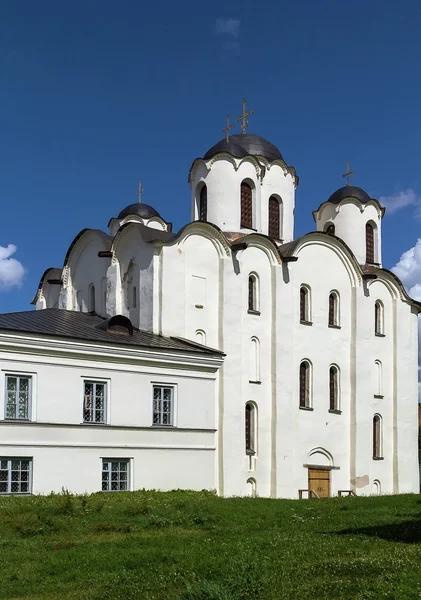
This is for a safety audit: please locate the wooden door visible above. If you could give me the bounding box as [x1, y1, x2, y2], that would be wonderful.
[308, 468, 330, 498]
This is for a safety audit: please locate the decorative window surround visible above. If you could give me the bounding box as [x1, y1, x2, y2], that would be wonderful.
[0, 458, 32, 494]
[5, 375, 32, 420]
[102, 459, 130, 491]
[153, 385, 175, 427]
[83, 380, 107, 424]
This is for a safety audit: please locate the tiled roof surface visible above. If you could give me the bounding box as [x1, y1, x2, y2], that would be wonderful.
[0, 309, 223, 355]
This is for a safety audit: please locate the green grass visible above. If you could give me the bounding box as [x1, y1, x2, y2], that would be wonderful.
[1, 490, 421, 599]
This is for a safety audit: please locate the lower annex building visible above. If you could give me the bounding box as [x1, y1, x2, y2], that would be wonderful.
[0, 123, 419, 498]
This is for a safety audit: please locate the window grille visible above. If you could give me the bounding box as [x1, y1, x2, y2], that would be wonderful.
[102, 460, 129, 492]
[5, 375, 31, 420]
[329, 367, 339, 410]
[240, 182, 253, 228]
[245, 403, 256, 454]
[375, 301, 383, 335]
[328, 293, 338, 326]
[373, 415, 382, 458]
[268, 196, 280, 239]
[153, 386, 174, 426]
[300, 287, 309, 322]
[300, 362, 310, 407]
[248, 275, 257, 311]
[0, 458, 31, 494]
[83, 381, 106, 424]
[366, 223, 374, 263]
[199, 185, 207, 221]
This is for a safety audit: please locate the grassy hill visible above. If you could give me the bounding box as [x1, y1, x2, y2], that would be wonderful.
[1, 490, 421, 599]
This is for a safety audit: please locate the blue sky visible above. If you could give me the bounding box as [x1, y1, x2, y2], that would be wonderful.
[1, 0, 421, 311]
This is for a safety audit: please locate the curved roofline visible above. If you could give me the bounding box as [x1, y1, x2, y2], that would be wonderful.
[30, 267, 60, 305]
[188, 154, 299, 186]
[63, 228, 113, 269]
[279, 231, 421, 311]
[313, 197, 386, 220]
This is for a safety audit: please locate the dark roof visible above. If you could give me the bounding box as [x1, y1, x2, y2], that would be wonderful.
[203, 133, 283, 162]
[326, 185, 372, 205]
[0, 309, 223, 356]
[117, 203, 161, 220]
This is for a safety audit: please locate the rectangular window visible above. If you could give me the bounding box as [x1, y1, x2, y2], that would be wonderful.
[83, 381, 106, 424]
[153, 385, 174, 426]
[102, 459, 129, 492]
[0, 458, 32, 494]
[5, 375, 31, 420]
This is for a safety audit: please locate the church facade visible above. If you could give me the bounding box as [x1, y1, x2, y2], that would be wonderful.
[0, 126, 419, 498]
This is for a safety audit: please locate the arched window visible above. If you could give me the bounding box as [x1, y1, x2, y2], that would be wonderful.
[300, 286, 311, 323]
[250, 337, 260, 383]
[268, 196, 281, 239]
[247, 477, 257, 497]
[374, 360, 382, 396]
[195, 329, 206, 345]
[245, 402, 257, 455]
[366, 222, 375, 264]
[325, 223, 335, 235]
[248, 273, 259, 312]
[375, 301, 384, 335]
[76, 290, 83, 312]
[299, 361, 311, 408]
[199, 185, 207, 221]
[240, 181, 253, 229]
[329, 366, 339, 411]
[373, 414, 383, 458]
[328, 292, 339, 327]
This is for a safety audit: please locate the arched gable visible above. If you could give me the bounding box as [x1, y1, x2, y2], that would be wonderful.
[176, 222, 231, 258]
[236, 233, 282, 266]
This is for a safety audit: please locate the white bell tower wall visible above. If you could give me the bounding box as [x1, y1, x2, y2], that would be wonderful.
[190, 155, 296, 242]
[314, 200, 383, 266]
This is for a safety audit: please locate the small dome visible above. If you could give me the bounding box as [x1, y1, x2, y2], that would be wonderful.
[203, 133, 283, 162]
[117, 203, 161, 220]
[327, 185, 372, 205]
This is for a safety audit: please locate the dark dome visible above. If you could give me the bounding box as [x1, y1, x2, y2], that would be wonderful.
[203, 133, 283, 162]
[117, 203, 161, 220]
[327, 185, 372, 205]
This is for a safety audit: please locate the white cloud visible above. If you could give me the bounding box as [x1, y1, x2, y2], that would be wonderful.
[214, 18, 241, 39]
[0, 244, 26, 291]
[379, 188, 421, 217]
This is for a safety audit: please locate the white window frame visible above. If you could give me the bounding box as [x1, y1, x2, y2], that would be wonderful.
[101, 458, 131, 492]
[152, 384, 176, 427]
[0, 458, 32, 495]
[4, 373, 33, 421]
[82, 378, 109, 425]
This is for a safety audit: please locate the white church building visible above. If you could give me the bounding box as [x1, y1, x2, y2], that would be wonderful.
[0, 120, 419, 498]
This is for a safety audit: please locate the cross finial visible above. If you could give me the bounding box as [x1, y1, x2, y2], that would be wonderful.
[136, 180, 144, 204]
[342, 161, 355, 186]
[223, 114, 234, 142]
[236, 97, 254, 134]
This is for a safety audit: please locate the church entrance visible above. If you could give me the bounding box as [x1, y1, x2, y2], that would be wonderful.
[308, 468, 330, 498]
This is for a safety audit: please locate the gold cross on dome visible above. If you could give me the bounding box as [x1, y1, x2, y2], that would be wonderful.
[136, 180, 144, 204]
[236, 97, 254, 134]
[223, 114, 234, 141]
[342, 161, 355, 186]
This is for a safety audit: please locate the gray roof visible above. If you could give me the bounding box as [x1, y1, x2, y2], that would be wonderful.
[203, 133, 284, 162]
[117, 203, 161, 220]
[0, 309, 223, 356]
[327, 185, 372, 205]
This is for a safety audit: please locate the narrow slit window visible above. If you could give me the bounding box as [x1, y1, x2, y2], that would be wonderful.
[248, 274, 259, 312]
[366, 223, 375, 264]
[373, 415, 382, 458]
[300, 287, 310, 322]
[328, 292, 339, 327]
[199, 185, 207, 221]
[245, 403, 257, 455]
[375, 301, 383, 335]
[299, 361, 311, 408]
[268, 196, 281, 239]
[240, 182, 253, 229]
[329, 366, 339, 411]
